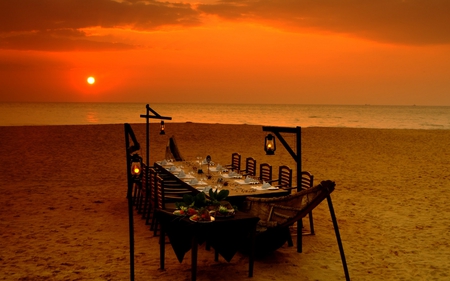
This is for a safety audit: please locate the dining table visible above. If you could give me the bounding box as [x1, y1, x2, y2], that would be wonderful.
[152, 160, 291, 280]
[156, 209, 260, 281]
[154, 160, 289, 204]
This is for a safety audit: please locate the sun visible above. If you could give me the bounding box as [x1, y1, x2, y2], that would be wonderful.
[87, 76, 95, 84]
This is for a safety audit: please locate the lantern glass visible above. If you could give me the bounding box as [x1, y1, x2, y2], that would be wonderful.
[265, 134, 276, 155]
[130, 154, 142, 177]
[160, 121, 165, 135]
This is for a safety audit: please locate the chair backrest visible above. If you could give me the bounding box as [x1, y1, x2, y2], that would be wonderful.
[259, 163, 272, 182]
[230, 152, 241, 171]
[278, 165, 292, 188]
[148, 167, 157, 207]
[243, 157, 257, 176]
[140, 163, 148, 194]
[300, 171, 314, 191]
[155, 175, 193, 210]
[155, 175, 165, 209]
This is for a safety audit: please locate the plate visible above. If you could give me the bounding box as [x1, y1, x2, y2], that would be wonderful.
[189, 215, 215, 223]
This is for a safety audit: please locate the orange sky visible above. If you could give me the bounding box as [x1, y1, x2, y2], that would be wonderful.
[1, 0, 449, 105]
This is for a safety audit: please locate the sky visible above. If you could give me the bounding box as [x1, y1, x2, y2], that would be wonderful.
[0, 0, 449, 106]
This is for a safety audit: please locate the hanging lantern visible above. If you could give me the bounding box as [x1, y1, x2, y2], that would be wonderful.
[160, 121, 165, 135]
[130, 153, 142, 180]
[264, 134, 276, 155]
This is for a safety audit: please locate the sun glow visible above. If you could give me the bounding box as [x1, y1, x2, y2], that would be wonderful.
[87, 76, 95, 84]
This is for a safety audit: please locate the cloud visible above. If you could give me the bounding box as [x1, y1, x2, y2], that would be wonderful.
[0, 30, 135, 51]
[197, 0, 450, 45]
[0, 0, 200, 51]
[0, 0, 449, 52]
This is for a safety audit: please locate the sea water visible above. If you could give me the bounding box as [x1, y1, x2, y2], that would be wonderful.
[0, 102, 449, 129]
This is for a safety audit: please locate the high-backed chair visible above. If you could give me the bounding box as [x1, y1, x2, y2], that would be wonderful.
[153, 175, 193, 236]
[133, 163, 145, 208]
[137, 164, 149, 215]
[226, 152, 241, 172]
[241, 157, 257, 177]
[145, 168, 157, 226]
[259, 163, 273, 183]
[276, 165, 293, 189]
[301, 171, 315, 235]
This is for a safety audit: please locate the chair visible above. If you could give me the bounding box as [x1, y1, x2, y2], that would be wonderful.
[136, 164, 148, 214]
[300, 171, 315, 235]
[241, 157, 257, 177]
[242, 180, 350, 281]
[145, 167, 157, 226]
[275, 165, 293, 189]
[133, 163, 146, 209]
[153, 175, 194, 236]
[226, 152, 241, 172]
[259, 163, 272, 183]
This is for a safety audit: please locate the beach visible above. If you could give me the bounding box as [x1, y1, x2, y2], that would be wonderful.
[1, 123, 450, 281]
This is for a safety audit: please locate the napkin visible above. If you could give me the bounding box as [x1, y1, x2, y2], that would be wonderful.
[261, 182, 271, 189]
[161, 159, 168, 165]
[228, 171, 236, 177]
[178, 170, 186, 177]
[169, 165, 177, 171]
[203, 186, 212, 193]
[189, 178, 199, 185]
[245, 176, 253, 183]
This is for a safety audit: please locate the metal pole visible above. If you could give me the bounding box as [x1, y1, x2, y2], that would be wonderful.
[127, 178, 135, 281]
[327, 195, 351, 281]
[146, 105, 150, 168]
[124, 124, 135, 281]
[295, 126, 302, 253]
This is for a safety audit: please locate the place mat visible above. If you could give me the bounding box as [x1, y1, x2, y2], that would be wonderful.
[178, 174, 195, 179]
[235, 179, 260, 185]
[251, 186, 279, 190]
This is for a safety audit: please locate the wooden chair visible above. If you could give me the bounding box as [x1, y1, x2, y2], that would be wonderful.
[241, 157, 257, 177]
[300, 171, 315, 235]
[153, 175, 194, 236]
[259, 163, 272, 183]
[226, 152, 241, 172]
[133, 163, 146, 210]
[242, 180, 350, 280]
[137, 164, 148, 215]
[275, 165, 293, 189]
[145, 168, 157, 226]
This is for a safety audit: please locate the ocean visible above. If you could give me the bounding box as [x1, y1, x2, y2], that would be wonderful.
[0, 102, 449, 129]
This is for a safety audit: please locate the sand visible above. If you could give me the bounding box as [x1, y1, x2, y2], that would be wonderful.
[1, 123, 450, 281]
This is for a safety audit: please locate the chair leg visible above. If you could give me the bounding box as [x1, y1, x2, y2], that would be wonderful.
[327, 195, 350, 281]
[132, 183, 138, 205]
[301, 212, 316, 236]
[296, 219, 303, 253]
[151, 213, 159, 236]
[309, 211, 315, 235]
[146, 204, 153, 225]
[137, 191, 143, 213]
[141, 194, 149, 219]
[135, 187, 141, 209]
[287, 233, 294, 247]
